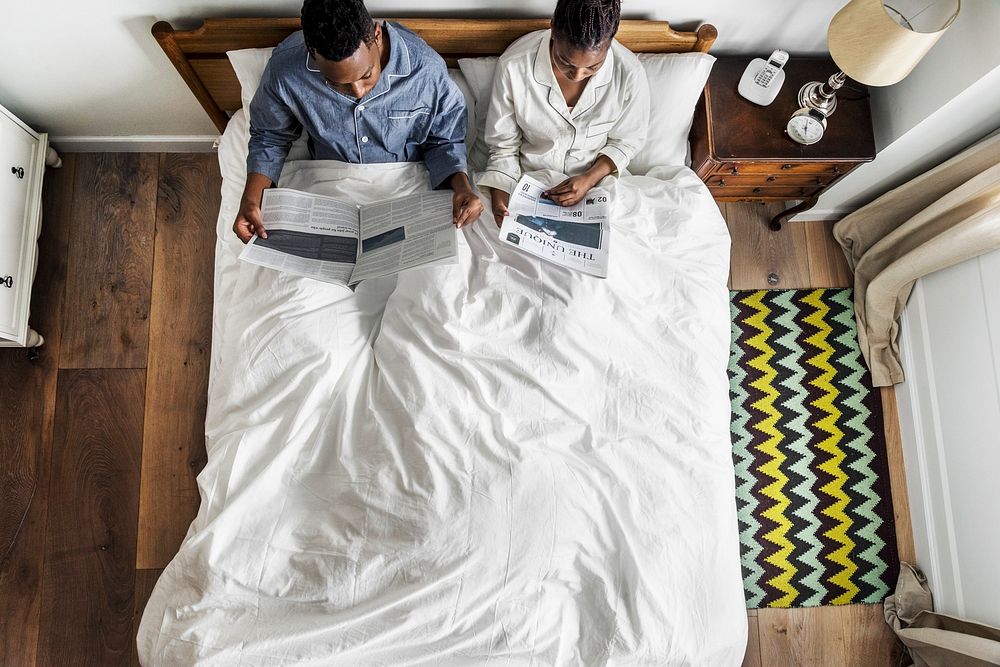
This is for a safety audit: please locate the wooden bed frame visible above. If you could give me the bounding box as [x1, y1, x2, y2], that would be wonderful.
[152, 18, 718, 132]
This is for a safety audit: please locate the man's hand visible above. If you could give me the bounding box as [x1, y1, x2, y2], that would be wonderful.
[449, 172, 484, 228]
[233, 172, 274, 244]
[491, 188, 510, 227]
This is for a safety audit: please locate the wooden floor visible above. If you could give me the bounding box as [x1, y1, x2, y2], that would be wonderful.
[0, 157, 913, 666]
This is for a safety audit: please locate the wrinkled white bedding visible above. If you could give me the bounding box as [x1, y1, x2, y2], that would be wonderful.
[137, 111, 746, 666]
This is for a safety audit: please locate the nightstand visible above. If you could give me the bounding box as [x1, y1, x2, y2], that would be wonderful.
[689, 57, 876, 230]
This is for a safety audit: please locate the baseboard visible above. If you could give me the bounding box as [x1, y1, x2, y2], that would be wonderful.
[786, 206, 857, 222]
[49, 135, 220, 153]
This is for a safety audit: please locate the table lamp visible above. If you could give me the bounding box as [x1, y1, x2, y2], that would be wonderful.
[799, 0, 961, 117]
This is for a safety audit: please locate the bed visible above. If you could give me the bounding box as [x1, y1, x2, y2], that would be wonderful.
[139, 17, 746, 666]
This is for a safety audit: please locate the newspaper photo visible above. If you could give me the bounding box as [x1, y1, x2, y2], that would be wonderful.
[240, 188, 456, 286]
[498, 175, 611, 278]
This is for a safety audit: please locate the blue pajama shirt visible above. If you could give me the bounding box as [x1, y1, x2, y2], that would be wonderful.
[247, 22, 468, 189]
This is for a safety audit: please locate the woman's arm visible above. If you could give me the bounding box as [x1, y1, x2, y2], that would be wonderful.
[597, 64, 651, 175]
[543, 155, 616, 206]
[477, 65, 524, 196]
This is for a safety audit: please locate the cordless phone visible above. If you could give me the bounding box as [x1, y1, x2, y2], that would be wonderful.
[737, 50, 789, 107]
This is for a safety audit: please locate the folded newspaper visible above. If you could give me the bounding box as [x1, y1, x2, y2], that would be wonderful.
[498, 175, 610, 278]
[239, 188, 457, 286]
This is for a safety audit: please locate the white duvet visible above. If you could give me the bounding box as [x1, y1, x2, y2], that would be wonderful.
[137, 112, 746, 666]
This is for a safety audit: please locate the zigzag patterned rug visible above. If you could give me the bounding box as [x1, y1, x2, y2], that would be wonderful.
[729, 288, 898, 609]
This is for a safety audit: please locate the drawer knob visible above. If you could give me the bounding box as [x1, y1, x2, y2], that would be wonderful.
[11, 166, 24, 179]
[752, 187, 762, 194]
[1, 275, 12, 289]
[730, 166, 739, 175]
[781, 164, 794, 170]
[766, 176, 776, 182]
[716, 178, 726, 187]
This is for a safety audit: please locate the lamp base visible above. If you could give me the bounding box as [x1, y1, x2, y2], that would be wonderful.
[797, 71, 848, 117]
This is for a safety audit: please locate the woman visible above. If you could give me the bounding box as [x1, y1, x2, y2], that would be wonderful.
[478, 0, 649, 225]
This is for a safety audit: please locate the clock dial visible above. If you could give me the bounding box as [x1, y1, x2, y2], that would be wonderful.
[787, 115, 824, 145]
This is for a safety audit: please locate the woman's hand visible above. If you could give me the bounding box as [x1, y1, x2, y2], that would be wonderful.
[543, 174, 596, 207]
[491, 189, 511, 227]
[544, 155, 617, 207]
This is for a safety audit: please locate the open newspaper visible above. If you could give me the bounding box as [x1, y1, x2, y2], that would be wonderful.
[239, 188, 457, 286]
[498, 175, 610, 278]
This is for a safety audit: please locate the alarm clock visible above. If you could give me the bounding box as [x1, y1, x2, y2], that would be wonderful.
[786, 107, 827, 145]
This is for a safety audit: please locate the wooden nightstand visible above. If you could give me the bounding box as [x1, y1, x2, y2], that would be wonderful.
[689, 57, 876, 230]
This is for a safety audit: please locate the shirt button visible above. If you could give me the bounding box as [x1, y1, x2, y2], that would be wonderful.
[358, 104, 365, 112]
[361, 136, 369, 143]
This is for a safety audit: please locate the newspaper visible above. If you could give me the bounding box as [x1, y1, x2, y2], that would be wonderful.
[498, 175, 610, 278]
[239, 188, 457, 286]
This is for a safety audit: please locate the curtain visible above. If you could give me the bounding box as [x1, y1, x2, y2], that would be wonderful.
[834, 131, 1000, 386]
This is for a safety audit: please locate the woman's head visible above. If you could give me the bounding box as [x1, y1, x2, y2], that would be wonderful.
[550, 0, 620, 81]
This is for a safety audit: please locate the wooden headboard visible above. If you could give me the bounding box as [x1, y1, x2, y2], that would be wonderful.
[153, 18, 718, 133]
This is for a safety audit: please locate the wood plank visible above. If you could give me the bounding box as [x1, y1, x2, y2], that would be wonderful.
[131, 568, 163, 667]
[757, 604, 897, 667]
[36, 369, 145, 666]
[805, 220, 853, 288]
[0, 154, 75, 667]
[136, 154, 219, 569]
[59, 153, 157, 369]
[726, 202, 811, 290]
[743, 612, 762, 667]
[880, 386, 916, 567]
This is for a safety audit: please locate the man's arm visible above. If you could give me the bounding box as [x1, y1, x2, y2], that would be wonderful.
[422, 71, 483, 227]
[233, 172, 274, 243]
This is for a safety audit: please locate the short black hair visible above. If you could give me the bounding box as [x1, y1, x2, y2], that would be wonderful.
[301, 0, 377, 62]
[552, 0, 621, 51]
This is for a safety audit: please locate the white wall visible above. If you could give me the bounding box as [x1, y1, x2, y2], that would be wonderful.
[896, 249, 1000, 627]
[802, 0, 1000, 220]
[0, 0, 844, 144]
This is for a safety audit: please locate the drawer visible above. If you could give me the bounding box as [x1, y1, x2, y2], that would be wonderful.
[704, 173, 835, 188]
[708, 184, 825, 200]
[716, 162, 851, 176]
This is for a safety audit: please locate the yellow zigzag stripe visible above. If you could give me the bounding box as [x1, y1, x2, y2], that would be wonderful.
[744, 292, 797, 607]
[803, 290, 858, 604]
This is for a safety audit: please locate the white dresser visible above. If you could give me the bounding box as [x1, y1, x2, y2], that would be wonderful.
[0, 102, 55, 348]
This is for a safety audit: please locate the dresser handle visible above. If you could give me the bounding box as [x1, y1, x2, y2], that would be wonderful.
[11, 166, 24, 179]
[781, 164, 794, 170]
[752, 187, 762, 194]
[716, 178, 726, 187]
[1, 275, 12, 289]
[831, 166, 841, 175]
[730, 166, 739, 175]
[766, 176, 776, 182]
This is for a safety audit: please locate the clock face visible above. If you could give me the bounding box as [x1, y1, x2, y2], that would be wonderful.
[787, 114, 824, 145]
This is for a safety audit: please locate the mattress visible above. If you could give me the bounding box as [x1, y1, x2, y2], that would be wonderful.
[137, 110, 747, 666]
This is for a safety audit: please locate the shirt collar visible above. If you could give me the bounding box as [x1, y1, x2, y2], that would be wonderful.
[532, 29, 615, 118]
[531, 30, 615, 91]
[304, 21, 412, 101]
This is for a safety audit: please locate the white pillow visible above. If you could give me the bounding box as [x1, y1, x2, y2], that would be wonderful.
[446, 68, 477, 153]
[631, 52, 716, 174]
[457, 56, 499, 172]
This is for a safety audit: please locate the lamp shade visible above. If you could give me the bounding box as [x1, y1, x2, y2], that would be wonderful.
[828, 0, 959, 86]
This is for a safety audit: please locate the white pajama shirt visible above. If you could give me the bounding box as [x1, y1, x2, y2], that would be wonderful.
[478, 29, 650, 194]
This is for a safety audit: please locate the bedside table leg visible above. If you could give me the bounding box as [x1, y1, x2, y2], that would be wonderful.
[769, 195, 821, 231]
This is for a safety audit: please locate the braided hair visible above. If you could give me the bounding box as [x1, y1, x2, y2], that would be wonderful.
[551, 0, 621, 51]
[301, 0, 376, 62]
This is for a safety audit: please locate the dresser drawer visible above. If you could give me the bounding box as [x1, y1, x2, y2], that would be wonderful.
[708, 184, 825, 200]
[0, 104, 46, 347]
[704, 173, 835, 188]
[717, 161, 850, 176]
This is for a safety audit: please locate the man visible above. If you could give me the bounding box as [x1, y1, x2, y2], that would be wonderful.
[233, 0, 483, 243]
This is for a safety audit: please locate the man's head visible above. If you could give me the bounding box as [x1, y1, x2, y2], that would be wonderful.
[302, 0, 382, 99]
[549, 0, 621, 82]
